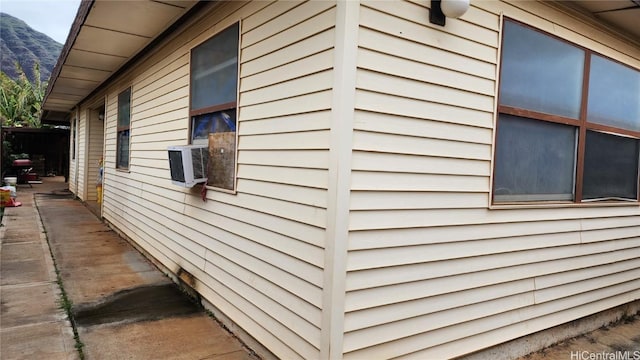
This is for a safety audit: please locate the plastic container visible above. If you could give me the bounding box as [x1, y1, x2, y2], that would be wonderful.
[4, 177, 17, 186]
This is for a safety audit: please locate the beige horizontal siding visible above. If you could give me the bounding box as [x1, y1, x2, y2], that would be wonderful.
[239, 130, 330, 150]
[350, 208, 640, 231]
[345, 285, 640, 359]
[132, 118, 187, 137]
[353, 130, 491, 160]
[240, 29, 335, 77]
[238, 150, 328, 169]
[344, 292, 535, 355]
[241, 49, 334, 93]
[360, 3, 498, 62]
[402, 288, 640, 359]
[351, 152, 489, 177]
[95, 1, 337, 359]
[344, 279, 534, 332]
[352, 171, 490, 192]
[240, 90, 333, 121]
[354, 108, 493, 142]
[241, 70, 333, 106]
[239, 110, 331, 135]
[131, 84, 188, 115]
[356, 89, 494, 128]
[86, 110, 104, 201]
[76, 110, 87, 200]
[358, 69, 494, 112]
[133, 53, 189, 98]
[344, 247, 640, 312]
[241, 2, 336, 61]
[350, 191, 489, 210]
[366, 0, 499, 47]
[238, 178, 328, 208]
[345, 0, 640, 358]
[359, 26, 496, 80]
[68, 118, 78, 194]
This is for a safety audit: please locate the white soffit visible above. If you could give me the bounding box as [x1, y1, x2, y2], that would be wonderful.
[43, 0, 197, 113]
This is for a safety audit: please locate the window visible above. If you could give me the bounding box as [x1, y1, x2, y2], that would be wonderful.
[72, 117, 77, 160]
[189, 22, 239, 191]
[493, 19, 640, 204]
[116, 87, 131, 169]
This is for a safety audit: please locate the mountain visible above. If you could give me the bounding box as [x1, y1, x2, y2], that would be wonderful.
[0, 12, 63, 83]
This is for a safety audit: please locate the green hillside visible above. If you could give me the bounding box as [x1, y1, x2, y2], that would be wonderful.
[0, 12, 62, 82]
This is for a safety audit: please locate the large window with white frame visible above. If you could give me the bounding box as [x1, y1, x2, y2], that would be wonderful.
[189, 22, 239, 191]
[493, 18, 640, 204]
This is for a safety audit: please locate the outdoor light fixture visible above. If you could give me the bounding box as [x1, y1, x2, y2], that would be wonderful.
[430, 0, 470, 26]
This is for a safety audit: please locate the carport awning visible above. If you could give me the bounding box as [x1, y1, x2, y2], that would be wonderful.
[41, 0, 198, 124]
[570, 0, 640, 39]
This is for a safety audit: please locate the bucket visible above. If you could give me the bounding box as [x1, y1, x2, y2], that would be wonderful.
[3, 177, 17, 186]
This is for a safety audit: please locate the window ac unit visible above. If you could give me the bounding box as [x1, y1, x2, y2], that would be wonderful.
[168, 145, 209, 187]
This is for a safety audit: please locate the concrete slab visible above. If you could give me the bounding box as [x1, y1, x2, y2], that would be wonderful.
[59, 270, 168, 305]
[521, 314, 640, 360]
[0, 241, 52, 285]
[1, 282, 64, 327]
[1, 228, 42, 242]
[0, 321, 78, 360]
[73, 284, 200, 326]
[2, 241, 47, 262]
[79, 316, 253, 360]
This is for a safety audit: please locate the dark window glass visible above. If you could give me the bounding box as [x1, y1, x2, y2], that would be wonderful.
[116, 129, 130, 169]
[190, 23, 239, 111]
[117, 87, 131, 169]
[118, 89, 131, 127]
[72, 118, 77, 160]
[583, 131, 639, 200]
[494, 114, 577, 202]
[500, 21, 584, 119]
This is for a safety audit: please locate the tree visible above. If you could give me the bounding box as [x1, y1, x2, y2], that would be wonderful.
[0, 62, 46, 127]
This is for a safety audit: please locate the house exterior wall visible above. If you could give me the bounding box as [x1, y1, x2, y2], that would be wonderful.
[68, 117, 77, 194]
[344, 0, 640, 358]
[86, 108, 105, 201]
[95, 1, 336, 359]
[63, 0, 640, 359]
[75, 108, 87, 200]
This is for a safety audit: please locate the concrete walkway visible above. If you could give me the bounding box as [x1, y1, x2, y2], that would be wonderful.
[521, 318, 640, 360]
[1, 178, 77, 360]
[1, 177, 257, 360]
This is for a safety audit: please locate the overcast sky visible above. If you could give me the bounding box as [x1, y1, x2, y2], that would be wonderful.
[1, 0, 81, 44]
